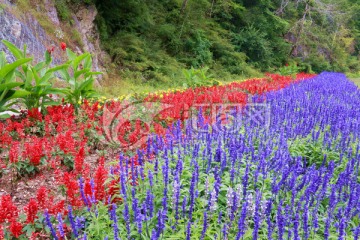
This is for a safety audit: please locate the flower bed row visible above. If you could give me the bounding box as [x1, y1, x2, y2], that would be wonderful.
[0, 73, 315, 239]
[43, 72, 360, 239]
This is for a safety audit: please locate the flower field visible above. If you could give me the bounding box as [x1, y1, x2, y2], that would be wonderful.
[1, 71, 360, 239]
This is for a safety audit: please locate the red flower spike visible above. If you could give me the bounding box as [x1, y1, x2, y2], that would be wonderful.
[24, 198, 38, 224]
[9, 220, 23, 238]
[60, 42, 67, 51]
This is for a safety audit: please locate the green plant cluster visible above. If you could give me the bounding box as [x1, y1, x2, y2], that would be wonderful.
[0, 40, 100, 118]
[82, 0, 360, 86]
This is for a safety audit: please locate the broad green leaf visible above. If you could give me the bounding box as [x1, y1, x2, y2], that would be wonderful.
[4, 89, 30, 101]
[66, 48, 76, 61]
[45, 64, 69, 74]
[85, 71, 102, 77]
[34, 61, 46, 71]
[83, 54, 92, 69]
[39, 72, 54, 85]
[1, 40, 24, 59]
[0, 82, 23, 91]
[45, 51, 52, 65]
[74, 68, 90, 79]
[0, 58, 32, 80]
[31, 67, 41, 84]
[72, 53, 90, 70]
[25, 67, 33, 88]
[78, 78, 94, 92]
[58, 68, 71, 81]
[0, 113, 11, 119]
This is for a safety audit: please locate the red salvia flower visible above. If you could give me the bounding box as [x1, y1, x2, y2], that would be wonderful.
[47, 45, 55, 54]
[9, 220, 23, 238]
[94, 164, 108, 201]
[36, 186, 48, 208]
[24, 198, 38, 224]
[74, 146, 85, 173]
[24, 137, 44, 166]
[0, 195, 18, 223]
[60, 42, 67, 51]
[9, 141, 20, 163]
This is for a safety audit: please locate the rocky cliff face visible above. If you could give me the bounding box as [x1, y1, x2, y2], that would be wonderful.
[0, 0, 106, 78]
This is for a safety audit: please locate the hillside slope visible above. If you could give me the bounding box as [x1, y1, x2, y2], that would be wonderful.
[1, 0, 360, 95]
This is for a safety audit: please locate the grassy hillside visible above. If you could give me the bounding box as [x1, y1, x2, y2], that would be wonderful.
[5, 0, 360, 96]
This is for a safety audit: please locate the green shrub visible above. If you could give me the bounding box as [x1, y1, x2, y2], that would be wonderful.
[0, 40, 100, 116]
[54, 0, 71, 21]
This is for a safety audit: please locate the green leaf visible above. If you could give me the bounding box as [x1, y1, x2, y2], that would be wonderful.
[83, 54, 92, 69]
[66, 48, 76, 61]
[5, 89, 31, 100]
[0, 82, 23, 92]
[2, 40, 24, 59]
[45, 64, 69, 74]
[25, 67, 33, 88]
[0, 58, 32, 81]
[45, 51, 52, 65]
[85, 71, 102, 77]
[0, 113, 11, 119]
[74, 68, 90, 79]
[58, 68, 71, 81]
[72, 53, 90, 70]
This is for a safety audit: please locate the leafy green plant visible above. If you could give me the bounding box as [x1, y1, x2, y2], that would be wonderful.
[0, 50, 31, 118]
[182, 67, 219, 88]
[278, 63, 300, 78]
[58, 49, 101, 110]
[14, 160, 41, 178]
[289, 135, 341, 168]
[2, 40, 69, 110]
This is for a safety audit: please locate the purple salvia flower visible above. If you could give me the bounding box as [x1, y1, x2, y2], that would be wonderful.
[68, 205, 78, 237]
[148, 169, 154, 188]
[235, 200, 248, 240]
[209, 188, 218, 213]
[44, 210, 58, 240]
[186, 221, 192, 240]
[230, 187, 239, 222]
[338, 216, 346, 240]
[242, 164, 249, 197]
[156, 210, 164, 238]
[110, 204, 120, 240]
[252, 191, 262, 240]
[354, 224, 360, 240]
[146, 190, 154, 218]
[218, 211, 222, 223]
[75, 216, 85, 230]
[294, 211, 300, 240]
[200, 211, 208, 240]
[123, 202, 131, 237]
[57, 213, 65, 238]
[131, 188, 142, 234]
[222, 223, 228, 239]
[226, 187, 234, 217]
[182, 196, 187, 218]
[79, 177, 89, 207]
[277, 201, 284, 240]
[151, 229, 157, 240]
[303, 201, 309, 240]
[188, 171, 197, 219]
